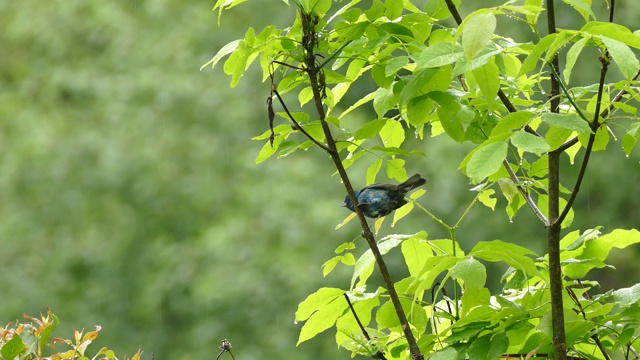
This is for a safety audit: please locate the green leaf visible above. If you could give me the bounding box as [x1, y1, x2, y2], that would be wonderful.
[385, 56, 409, 77]
[470, 240, 541, 278]
[379, 119, 405, 148]
[451, 258, 487, 289]
[578, 125, 609, 151]
[201, 40, 240, 70]
[466, 140, 508, 183]
[511, 130, 550, 155]
[39, 311, 59, 353]
[401, 233, 432, 277]
[519, 34, 556, 76]
[386, 158, 407, 181]
[385, 0, 403, 20]
[437, 107, 465, 143]
[541, 113, 593, 133]
[478, 189, 497, 210]
[563, 37, 587, 83]
[602, 37, 640, 81]
[223, 40, 250, 87]
[564, 229, 640, 278]
[322, 256, 341, 276]
[351, 235, 405, 288]
[373, 87, 396, 117]
[398, 68, 438, 108]
[462, 11, 496, 60]
[406, 95, 433, 126]
[1, 333, 26, 360]
[490, 111, 534, 136]
[366, 158, 383, 185]
[545, 126, 573, 150]
[297, 295, 347, 344]
[562, 0, 595, 22]
[472, 59, 500, 108]
[613, 283, 640, 308]
[583, 22, 640, 49]
[468, 333, 509, 360]
[415, 42, 465, 69]
[295, 287, 344, 321]
[354, 119, 387, 140]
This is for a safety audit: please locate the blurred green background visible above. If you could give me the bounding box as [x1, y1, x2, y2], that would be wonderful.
[1, 0, 639, 359]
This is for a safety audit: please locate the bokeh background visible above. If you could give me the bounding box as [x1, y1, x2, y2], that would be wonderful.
[1, 0, 639, 359]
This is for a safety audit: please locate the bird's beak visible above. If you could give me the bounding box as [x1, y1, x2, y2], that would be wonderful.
[340, 201, 346, 207]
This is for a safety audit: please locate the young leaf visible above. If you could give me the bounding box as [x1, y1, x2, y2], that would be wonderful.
[462, 11, 497, 61]
[471, 59, 500, 108]
[466, 140, 508, 184]
[379, 119, 405, 148]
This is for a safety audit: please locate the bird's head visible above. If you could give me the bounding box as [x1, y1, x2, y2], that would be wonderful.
[341, 192, 358, 211]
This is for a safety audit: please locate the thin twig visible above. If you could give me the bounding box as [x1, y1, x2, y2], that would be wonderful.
[503, 159, 550, 226]
[566, 287, 611, 360]
[555, 34, 611, 227]
[344, 294, 387, 360]
[271, 86, 331, 152]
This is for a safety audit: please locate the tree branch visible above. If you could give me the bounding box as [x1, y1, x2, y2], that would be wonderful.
[299, 11, 424, 360]
[545, 0, 568, 358]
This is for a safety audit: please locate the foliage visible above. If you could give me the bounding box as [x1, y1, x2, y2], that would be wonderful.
[210, 0, 640, 359]
[0, 310, 141, 360]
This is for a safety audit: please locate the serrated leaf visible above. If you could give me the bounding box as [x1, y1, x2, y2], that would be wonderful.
[462, 11, 496, 60]
[541, 113, 593, 133]
[466, 140, 508, 183]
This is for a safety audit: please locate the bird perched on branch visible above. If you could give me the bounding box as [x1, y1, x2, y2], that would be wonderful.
[341, 174, 427, 218]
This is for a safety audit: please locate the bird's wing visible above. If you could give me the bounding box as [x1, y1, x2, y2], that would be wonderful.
[360, 183, 398, 191]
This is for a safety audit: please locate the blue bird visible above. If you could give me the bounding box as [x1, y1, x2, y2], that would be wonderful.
[341, 174, 427, 218]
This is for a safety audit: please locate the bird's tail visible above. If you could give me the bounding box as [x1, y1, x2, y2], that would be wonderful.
[399, 174, 427, 192]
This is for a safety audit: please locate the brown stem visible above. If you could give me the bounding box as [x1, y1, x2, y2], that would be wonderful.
[299, 11, 423, 360]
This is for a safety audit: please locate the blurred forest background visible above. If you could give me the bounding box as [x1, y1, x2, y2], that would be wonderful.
[1, 0, 639, 359]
